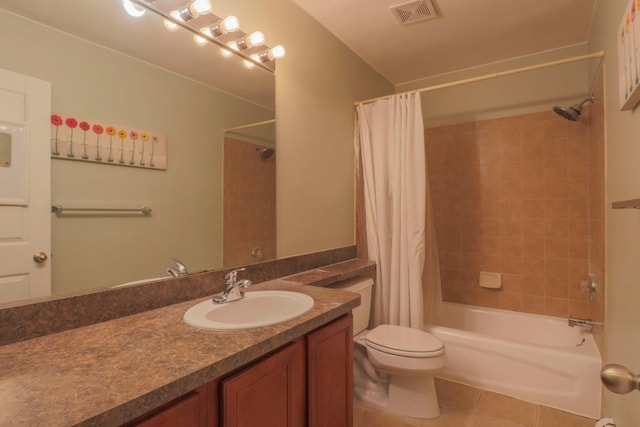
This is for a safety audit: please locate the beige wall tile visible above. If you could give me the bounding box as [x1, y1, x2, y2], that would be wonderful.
[522, 277, 545, 296]
[545, 258, 568, 278]
[426, 110, 599, 315]
[522, 258, 545, 278]
[545, 238, 568, 258]
[522, 199, 545, 218]
[523, 295, 545, 314]
[545, 277, 569, 298]
[545, 297, 569, 317]
[523, 160, 544, 181]
[522, 238, 545, 257]
[544, 175, 568, 198]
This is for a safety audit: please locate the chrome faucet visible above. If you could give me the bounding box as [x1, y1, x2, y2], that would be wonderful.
[568, 316, 603, 330]
[166, 258, 188, 277]
[212, 268, 252, 304]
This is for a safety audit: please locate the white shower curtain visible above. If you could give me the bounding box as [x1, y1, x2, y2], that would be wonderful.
[355, 93, 441, 328]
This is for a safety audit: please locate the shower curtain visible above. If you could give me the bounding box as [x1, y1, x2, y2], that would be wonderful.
[355, 93, 441, 328]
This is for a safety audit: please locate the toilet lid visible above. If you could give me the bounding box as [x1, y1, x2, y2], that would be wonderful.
[365, 325, 445, 358]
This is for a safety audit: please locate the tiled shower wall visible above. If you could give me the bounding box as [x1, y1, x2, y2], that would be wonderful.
[223, 137, 276, 268]
[425, 108, 601, 318]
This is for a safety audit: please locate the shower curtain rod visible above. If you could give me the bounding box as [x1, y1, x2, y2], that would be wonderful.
[224, 119, 276, 133]
[355, 50, 606, 106]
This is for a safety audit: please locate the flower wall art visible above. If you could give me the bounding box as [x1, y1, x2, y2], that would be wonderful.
[51, 113, 167, 170]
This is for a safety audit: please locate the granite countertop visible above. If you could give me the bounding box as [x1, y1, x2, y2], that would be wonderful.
[0, 279, 360, 427]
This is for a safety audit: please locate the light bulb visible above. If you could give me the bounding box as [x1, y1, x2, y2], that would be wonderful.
[220, 16, 240, 33]
[236, 31, 265, 50]
[269, 45, 286, 60]
[189, 0, 212, 15]
[220, 42, 238, 58]
[209, 16, 240, 37]
[164, 10, 182, 31]
[257, 45, 286, 62]
[194, 27, 212, 46]
[245, 31, 265, 48]
[243, 54, 263, 69]
[123, 0, 145, 17]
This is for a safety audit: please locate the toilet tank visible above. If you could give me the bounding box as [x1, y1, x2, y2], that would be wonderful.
[331, 277, 374, 335]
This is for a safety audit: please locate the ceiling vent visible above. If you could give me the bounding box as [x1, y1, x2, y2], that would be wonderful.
[390, 0, 438, 25]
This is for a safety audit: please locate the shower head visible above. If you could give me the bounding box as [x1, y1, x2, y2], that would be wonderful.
[552, 96, 594, 121]
[256, 147, 275, 159]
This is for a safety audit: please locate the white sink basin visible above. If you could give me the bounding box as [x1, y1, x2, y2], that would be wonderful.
[183, 290, 315, 330]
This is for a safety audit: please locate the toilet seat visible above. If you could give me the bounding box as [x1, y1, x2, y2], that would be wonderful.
[365, 325, 445, 358]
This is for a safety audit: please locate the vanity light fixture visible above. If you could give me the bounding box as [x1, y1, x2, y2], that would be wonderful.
[163, 10, 182, 31]
[164, 0, 212, 31]
[220, 42, 238, 58]
[244, 46, 286, 67]
[258, 45, 286, 62]
[243, 45, 286, 69]
[122, 0, 155, 17]
[124, 0, 284, 71]
[194, 16, 240, 45]
[237, 31, 265, 50]
[208, 16, 241, 36]
[194, 30, 209, 46]
[220, 35, 286, 67]
[243, 58, 256, 69]
[220, 31, 264, 57]
[176, 0, 213, 20]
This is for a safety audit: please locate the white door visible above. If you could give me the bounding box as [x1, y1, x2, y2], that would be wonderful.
[0, 67, 51, 303]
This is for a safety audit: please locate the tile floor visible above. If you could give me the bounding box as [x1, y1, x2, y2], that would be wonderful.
[354, 378, 596, 427]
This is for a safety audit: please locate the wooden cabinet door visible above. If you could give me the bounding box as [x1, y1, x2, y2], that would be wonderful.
[307, 314, 353, 427]
[126, 385, 207, 427]
[219, 340, 306, 427]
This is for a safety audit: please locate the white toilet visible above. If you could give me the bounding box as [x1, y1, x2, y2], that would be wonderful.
[333, 277, 446, 419]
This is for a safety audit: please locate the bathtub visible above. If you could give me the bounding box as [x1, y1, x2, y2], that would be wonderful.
[424, 302, 601, 419]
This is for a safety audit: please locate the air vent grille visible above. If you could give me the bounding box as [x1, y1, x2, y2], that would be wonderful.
[390, 0, 438, 25]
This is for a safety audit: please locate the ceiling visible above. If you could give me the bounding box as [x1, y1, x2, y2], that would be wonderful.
[292, 0, 597, 85]
[0, 0, 276, 109]
[0, 0, 597, 98]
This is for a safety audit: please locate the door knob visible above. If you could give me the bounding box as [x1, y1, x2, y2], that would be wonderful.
[601, 363, 640, 394]
[33, 252, 48, 264]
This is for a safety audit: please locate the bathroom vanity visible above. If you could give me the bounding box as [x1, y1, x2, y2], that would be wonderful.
[0, 278, 362, 427]
[124, 314, 352, 427]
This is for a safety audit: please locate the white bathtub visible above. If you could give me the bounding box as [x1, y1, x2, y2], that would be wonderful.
[424, 302, 601, 419]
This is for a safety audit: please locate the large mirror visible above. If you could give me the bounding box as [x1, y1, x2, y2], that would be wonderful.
[0, 0, 279, 300]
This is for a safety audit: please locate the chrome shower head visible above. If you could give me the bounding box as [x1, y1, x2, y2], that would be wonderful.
[553, 105, 581, 121]
[553, 96, 594, 121]
[256, 147, 274, 159]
